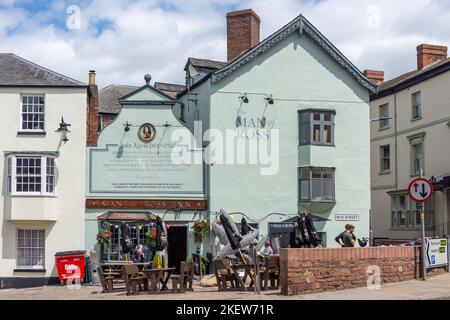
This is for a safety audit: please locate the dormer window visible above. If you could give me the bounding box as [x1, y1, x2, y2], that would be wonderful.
[20, 95, 45, 132]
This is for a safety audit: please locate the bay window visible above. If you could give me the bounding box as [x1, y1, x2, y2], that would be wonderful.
[6, 154, 56, 195]
[299, 167, 335, 202]
[299, 110, 335, 146]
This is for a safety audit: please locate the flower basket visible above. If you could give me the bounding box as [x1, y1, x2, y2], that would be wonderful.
[146, 228, 157, 248]
[191, 219, 210, 244]
[96, 229, 112, 245]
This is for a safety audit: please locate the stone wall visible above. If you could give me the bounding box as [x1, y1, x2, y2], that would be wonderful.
[280, 247, 447, 296]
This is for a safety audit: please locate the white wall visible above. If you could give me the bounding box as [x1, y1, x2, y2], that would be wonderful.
[0, 87, 86, 278]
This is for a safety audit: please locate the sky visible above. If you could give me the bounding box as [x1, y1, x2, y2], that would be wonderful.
[0, 0, 449, 88]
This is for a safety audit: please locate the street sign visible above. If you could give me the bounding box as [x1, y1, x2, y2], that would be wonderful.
[408, 178, 433, 203]
[425, 238, 449, 268]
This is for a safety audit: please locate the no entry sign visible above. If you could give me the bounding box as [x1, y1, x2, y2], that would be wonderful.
[408, 178, 433, 203]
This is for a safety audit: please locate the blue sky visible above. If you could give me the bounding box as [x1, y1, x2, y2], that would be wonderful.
[0, 0, 449, 87]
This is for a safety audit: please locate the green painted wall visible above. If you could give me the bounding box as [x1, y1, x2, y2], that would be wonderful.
[206, 32, 371, 247]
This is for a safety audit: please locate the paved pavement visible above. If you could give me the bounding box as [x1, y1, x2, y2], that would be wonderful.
[0, 273, 449, 300]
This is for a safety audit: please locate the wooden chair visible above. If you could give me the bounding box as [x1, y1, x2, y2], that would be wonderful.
[260, 256, 280, 291]
[213, 259, 240, 291]
[171, 261, 195, 293]
[122, 264, 149, 295]
[97, 267, 114, 293]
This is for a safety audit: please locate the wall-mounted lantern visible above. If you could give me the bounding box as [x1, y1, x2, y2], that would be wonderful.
[56, 117, 71, 143]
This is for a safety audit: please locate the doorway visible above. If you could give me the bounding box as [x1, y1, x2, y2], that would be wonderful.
[167, 225, 188, 273]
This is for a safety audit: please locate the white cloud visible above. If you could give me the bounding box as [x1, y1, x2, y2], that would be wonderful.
[0, 0, 449, 87]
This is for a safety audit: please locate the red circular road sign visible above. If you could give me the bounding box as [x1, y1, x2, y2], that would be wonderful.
[408, 178, 433, 203]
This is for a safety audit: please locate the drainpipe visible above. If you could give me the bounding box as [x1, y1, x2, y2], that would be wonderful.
[394, 92, 398, 190]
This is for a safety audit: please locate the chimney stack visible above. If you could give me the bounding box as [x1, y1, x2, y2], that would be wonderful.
[227, 9, 260, 62]
[87, 70, 99, 146]
[417, 44, 448, 70]
[363, 70, 384, 85]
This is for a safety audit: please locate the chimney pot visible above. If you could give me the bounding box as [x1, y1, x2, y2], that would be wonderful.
[363, 70, 384, 85]
[417, 44, 448, 70]
[89, 70, 96, 85]
[227, 9, 260, 62]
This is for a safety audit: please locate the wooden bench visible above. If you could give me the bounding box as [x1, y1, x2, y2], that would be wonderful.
[213, 259, 240, 291]
[122, 264, 149, 295]
[170, 261, 194, 293]
[260, 256, 280, 291]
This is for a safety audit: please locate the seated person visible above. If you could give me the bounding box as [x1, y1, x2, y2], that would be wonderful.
[257, 240, 274, 257]
[133, 244, 148, 263]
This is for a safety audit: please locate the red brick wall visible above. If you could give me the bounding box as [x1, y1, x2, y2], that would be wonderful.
[87, 83, 99, 146]
[100, 114, 116, 131]
[227, 9, 260, 62]
[280, 247, 446, 296]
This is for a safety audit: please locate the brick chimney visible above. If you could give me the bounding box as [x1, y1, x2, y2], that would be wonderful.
[227, 9, 260, 62]
[363, 70, 384, 84]
[417, 44, 448, 70]
[87, 70, 99, 146]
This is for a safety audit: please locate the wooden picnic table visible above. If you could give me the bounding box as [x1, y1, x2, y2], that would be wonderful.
[100, 262, 153, 292]
[141, 267, 176, 292]
[230, 263, 256, 292]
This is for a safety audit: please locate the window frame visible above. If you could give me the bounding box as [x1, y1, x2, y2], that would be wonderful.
[299, 167, 336, 203]
[6, 154, 56, 196]
[16, 229, 46, 270]
[298, 110, 335, 146]
[19, 95, 46, 133]
[378, 103, 390, 129]
[408, 133, 425, 177]
[411, 91, 422, 120]
[390, 193, 434, 230]
[379, 144, 391, 174]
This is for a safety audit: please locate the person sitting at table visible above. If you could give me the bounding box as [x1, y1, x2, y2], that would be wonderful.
[133, 244, 147, 263]
[257, 240, 273, 257]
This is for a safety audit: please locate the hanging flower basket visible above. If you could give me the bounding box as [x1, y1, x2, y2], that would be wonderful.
[96, 229, 112, 245]
[192, 219, 210, 243]
[146, 228, 157, 248]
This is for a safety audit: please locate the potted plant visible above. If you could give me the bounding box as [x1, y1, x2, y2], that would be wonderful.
[192, 219, 210, 243]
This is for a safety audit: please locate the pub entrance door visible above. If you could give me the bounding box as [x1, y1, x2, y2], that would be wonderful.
[167, 225, 188, 273]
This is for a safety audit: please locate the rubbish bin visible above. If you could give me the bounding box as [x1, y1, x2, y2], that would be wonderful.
[55, 251, 86, 285]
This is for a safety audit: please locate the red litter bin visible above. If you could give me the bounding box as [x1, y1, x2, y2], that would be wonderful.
[55, 251, 86, 285]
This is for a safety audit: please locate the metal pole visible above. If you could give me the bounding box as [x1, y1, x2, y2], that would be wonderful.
[420, 167, 427, 281]
[447, 235, 450, 273]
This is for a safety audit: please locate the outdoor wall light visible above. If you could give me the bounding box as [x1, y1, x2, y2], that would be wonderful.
[56, 116, 71, 143]
[265, 94, 274, 105]
[124, 121, 132, 132]
[239, 93, 249, 104]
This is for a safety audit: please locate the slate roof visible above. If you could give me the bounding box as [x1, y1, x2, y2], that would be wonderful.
[99, 85, 138, 114]
[154, 82, 186, 98]
[0, 53, 85, 87]
[185, 57, 227, 71]
[373, 57, 450, 99]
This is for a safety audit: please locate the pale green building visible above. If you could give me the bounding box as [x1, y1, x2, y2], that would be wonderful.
[85, 10, 377, 268]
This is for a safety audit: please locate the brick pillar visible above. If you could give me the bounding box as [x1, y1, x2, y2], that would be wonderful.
[417, 44, 448, 70]
[87, 70, 99, 146]
[226, 9, 260, 62]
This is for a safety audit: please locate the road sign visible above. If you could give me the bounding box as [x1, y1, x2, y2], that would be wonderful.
[425, 238, 448, 268]
[408, 178, 433, 203]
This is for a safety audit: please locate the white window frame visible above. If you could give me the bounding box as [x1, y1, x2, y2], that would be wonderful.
[6, 154, 56, 196]
[379, 103, 390, 129]
[411, 91, 422, 120]
[380, 145, 391, 174]
[19, 95, 46, 133]
[408, 133, 425, 177]
[16, 229, 46, 270]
